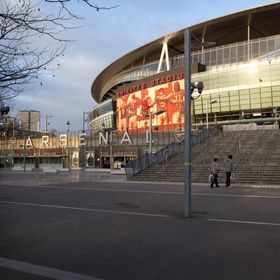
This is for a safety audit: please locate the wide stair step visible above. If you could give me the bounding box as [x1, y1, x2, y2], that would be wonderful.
[130, 129, 280, 185]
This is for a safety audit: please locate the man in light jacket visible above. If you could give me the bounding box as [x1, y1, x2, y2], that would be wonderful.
[224, 155, 234, 188]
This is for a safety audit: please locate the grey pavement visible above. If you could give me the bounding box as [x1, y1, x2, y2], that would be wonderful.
[0, 169, 279, 280]
[0, 169, 127, 186]
[0, 168, 279, 189]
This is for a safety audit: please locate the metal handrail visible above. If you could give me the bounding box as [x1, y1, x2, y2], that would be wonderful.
[125, 126, 219, 179]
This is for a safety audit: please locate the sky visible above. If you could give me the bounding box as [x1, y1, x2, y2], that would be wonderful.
[12, 0, 278, 132]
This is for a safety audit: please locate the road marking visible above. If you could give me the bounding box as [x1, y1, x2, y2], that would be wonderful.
[4, 185, 280, 200]
[0, 256, 102, 280]
[193, 193, 280, 199]
[0, 200, 170, 218]
[208, 218, 280, 226]
[44, 186, 184, 195]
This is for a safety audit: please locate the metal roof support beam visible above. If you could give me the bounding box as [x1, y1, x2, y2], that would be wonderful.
[247, 14, 252, 61]
[157, 42, 170, 73]
[201, 26, 207, 64]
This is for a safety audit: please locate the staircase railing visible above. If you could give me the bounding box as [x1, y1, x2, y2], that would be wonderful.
[125, 126, 219, 179]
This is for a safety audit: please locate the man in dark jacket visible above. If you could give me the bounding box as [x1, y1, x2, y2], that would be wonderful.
[224, 155, 234, 188]
[210, 158, 220, 188]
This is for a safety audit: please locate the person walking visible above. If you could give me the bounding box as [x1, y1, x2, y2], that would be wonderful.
[224, 155, 234, 188]
[210, 158, 220, 188]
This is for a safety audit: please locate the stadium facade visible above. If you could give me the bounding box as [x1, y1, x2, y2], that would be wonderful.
[90, 3, 280, 130]
[1, 3, 280, 170]
[85, 3, 280, 169]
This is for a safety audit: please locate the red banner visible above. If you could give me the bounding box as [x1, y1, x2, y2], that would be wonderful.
[116, 80, 185, 133]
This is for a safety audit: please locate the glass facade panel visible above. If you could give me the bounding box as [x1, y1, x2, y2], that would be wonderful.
[239, 89, 250, 110]
[272, 86, 280, 103]
[244, 43, 249, 61]
[205, 51, 210, 66]
[223, 47, 230, 64]
[260, 40, 267, 55]
[193, 54, 199, 64]
[275, 38, 280, 49]
[262, 99, 273, 108]
[89, 100, 115, 131]
[229, 91, 239, 110]
[220, 94, 230, 111]
[271, 65, 280, 81]
[261, 88, 272, 98]
[237, 66, 250, 85]
[208, 94, 220, 114]
[250, 90, 261, 109]
[191, 54, 280, 125]
[194, 93, 203, 114]
[89, 101, 114, 120]
[268, 39, 275, 52]
[237, 45, 244, 62]
[217, 72, 228, 88]
[252, 41, 259, 59]
[217, 49, 223, 64]
[210, 50, 216, 66]
[230, 45, 237, 64]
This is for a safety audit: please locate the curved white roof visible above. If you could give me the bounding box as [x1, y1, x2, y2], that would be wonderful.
[91, 2, 280, 103]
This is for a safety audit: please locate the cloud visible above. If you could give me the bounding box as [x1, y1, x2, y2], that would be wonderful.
[11, 0, 275, 133]
[14, 51, 104, 132]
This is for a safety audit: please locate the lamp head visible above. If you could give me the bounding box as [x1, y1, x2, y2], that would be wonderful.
[197, 81, 204, 94]
[155, 110, 166, 115]
[190, 82, 195, 93]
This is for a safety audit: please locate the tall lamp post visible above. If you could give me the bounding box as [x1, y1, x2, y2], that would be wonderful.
[45, 115, 53, 133]
[82, 112, 89, 168]
[23, 135, 26, 172]
[148, 109, 166, 162]
[274, 106, 278, 126]
[66, 121, 71, 169]
[82, 111, 89, 133]
[206, 100, 218, 132]
[184, 29, 204, 218]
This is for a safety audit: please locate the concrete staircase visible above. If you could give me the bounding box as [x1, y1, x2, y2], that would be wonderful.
[130, 129, 280, 185]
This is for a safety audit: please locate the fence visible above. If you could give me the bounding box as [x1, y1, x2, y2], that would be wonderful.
[125, 126, 219, 179]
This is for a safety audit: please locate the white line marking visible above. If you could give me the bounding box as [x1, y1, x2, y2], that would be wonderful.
[208, 218, 280, 226]
[0, 200, 170, 218]
[37, 185, 184, 195]
[0, 256, 102, 280]
[5, 185, 280, 199]
[193, 193, 280, 199]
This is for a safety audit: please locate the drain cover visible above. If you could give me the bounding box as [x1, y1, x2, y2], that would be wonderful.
[116, 202, 140, 209]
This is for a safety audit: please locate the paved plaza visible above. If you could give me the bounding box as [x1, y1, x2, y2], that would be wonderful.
[0, 169, 279, 280]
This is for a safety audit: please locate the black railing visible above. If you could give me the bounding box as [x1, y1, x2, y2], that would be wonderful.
[125, 126, 219, 179]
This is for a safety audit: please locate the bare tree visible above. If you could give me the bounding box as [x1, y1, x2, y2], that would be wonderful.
[45, 0, 119, 14]
[0, 0, 118, 103]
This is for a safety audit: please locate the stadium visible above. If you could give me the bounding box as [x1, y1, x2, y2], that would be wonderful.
[1, 3, 280, 172]
[90, 2, 280, 129]
[86, 2, 280, 170]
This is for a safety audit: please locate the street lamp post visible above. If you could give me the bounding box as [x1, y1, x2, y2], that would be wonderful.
[149, 111, 153, 158]
[45, 115, 53, 133]
[82, 111, 89, 133]
[274, 106, 278, 126]
[66, 121, 71, 169]
[206, 100, 218, 132]
[184, 29, 204, 218]
[82, 112, 89, 168]
[148, 109, 166, 163]
[110, 130, 114, 170]
[23, 135, 26, 172]
[184, 29, 192, 218]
